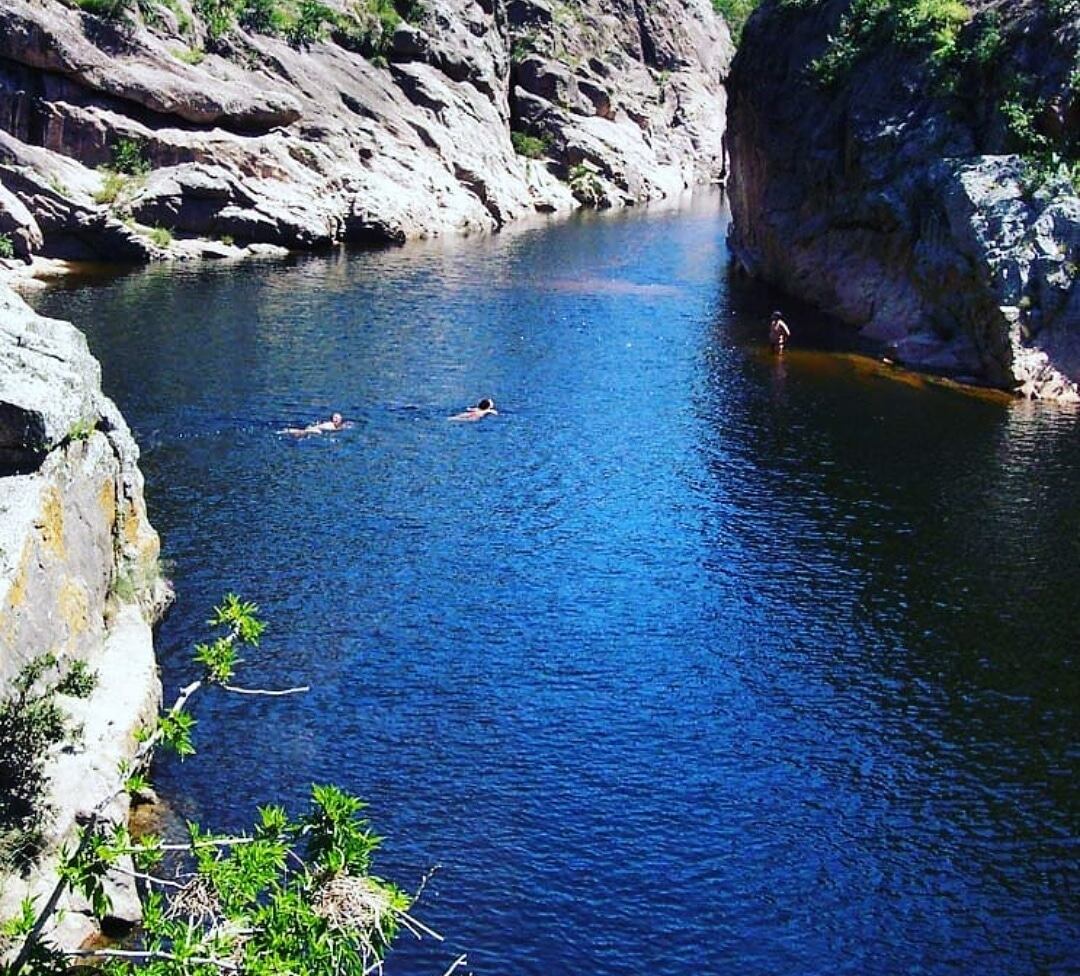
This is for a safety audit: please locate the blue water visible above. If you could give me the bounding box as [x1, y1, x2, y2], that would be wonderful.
[32, 193, 1079, 975]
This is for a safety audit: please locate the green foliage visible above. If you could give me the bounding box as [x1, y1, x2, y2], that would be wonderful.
[2, 596, 421, 976]
[148, 225, 174, 247]
[210, 593, 267, 644]
[0, 898, 36, 940]
[811, 0, 971, 88]
[156, 708, 197, 758]
[1001, 90, 1080, 195]
[110, 137, 151, 176]
[74, 0, 137, 19]
[288, 0, 336, 46]
[0, 233, 14, 260]
[195, 0, 239, 39]
[93, 171, 128, 205]
[0, 654, 97, 869]
[511, 130, 550, 159]
[239, 0, 282, 31]
[66, 417, 95, 442]
[568, 162, 602, 205]
[173, 46, 206, 64]
[711, 0, 761, 44]
[193, 636, 239, 684]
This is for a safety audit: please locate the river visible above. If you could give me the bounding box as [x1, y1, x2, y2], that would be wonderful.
[30, 193, 1079, 975]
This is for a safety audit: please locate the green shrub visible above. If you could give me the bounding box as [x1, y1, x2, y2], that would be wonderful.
[148, 225, 174, 247]
[288, 0, 335, 45]
[93, 170, 129, 205]
[67, 417, 95, 442]
[0, 233, 14, 260]
[239, 0, 280, 31]
[0, 597, 423, 976]
[0, 655, 97, 869]
[711, 0, 761, 44]
[195, 0, 241, 40]
[811, 0, 971, 88]
[511, 130, 550, 159]
[74, 0, 136, 18]
[173, 45, 206, 63]
[568, 162, 602, 205]
[110, 137, 151, 176]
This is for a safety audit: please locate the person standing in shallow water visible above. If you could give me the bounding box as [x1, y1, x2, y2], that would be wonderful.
[450, 398, 498, 422]
[768, 310, 791, 353]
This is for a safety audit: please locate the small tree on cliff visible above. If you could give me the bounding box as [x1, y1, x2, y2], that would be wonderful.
[0, 596, 465, 976]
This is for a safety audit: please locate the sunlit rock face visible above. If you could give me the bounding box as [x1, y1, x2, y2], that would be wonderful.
[727, 0, 1079, 400]
[0, 283, 167, 951]
[0, 0, 731, 258]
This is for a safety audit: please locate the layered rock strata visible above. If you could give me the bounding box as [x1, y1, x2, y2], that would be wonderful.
[0, 0, 730, 263]
[0, 282, 168, 948]
[727, 0, 1079, 399]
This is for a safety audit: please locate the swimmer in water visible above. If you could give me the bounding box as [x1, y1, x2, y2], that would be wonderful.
[768, 310, 791, 353]
[281, 412, 348, 436]
[449, 398, 498, 422]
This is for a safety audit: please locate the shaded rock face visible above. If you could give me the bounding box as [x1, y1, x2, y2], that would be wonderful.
[0, 282, 167, 949]
[727, 0, 1080, 400]
[0, 0, 730, 261]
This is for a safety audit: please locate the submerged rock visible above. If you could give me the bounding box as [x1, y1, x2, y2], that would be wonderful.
[727, 0, 1079, 400]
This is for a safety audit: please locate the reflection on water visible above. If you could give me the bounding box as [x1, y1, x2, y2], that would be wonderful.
[30, 192, 1080, 976]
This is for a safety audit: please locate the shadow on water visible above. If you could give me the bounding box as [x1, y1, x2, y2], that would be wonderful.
[27, 191, 1080, 976]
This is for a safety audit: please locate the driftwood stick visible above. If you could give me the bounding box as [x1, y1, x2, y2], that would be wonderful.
[441, 953, 469, 976]
[222, 684, 310, 696]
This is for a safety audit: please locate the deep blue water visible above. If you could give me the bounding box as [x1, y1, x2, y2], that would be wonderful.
[32, 193, 1079, 976]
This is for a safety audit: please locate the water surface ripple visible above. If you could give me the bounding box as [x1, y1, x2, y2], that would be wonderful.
[32, 194, 1079, 976]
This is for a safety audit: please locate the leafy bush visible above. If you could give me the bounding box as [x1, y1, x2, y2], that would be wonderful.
[568, 162, 602, 205]
[811, 0, 972, 87]
[0, 597, 441, 976]
[0, 655, 97, 869]
[288, 0, 336, 46]
[173, 45, 206, 64]
[511, 130, 550, 159]
[711, 0, 761, 44]
[0, 233, 14, 260]
[74, 0, 137, 19]
[93, 170, 130, 205]
[195, 0, 240, 40]
[110, 137, 151, 176]
[148, 225, 174, 247]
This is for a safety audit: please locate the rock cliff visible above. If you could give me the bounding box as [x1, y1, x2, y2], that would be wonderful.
[727, 0, 1080, 399]
[0, 282, 168, 947]
[0, 0, 731, 261]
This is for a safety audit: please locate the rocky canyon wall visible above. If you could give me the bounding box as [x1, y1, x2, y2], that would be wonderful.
[0, 0, 731, 262]
[727, 0, 1079, 399]
[0, 282, 168, 948]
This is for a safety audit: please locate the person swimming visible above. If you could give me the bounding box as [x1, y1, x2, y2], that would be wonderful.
[449, 398, 498, 422]
[281, 412, 349, 436]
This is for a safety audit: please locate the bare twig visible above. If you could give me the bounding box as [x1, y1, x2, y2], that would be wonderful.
[222, 684, 310, 696]
[441, 953, 469, 976]
[70, 948, 238, 971]
[396, 910, 443, 942]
